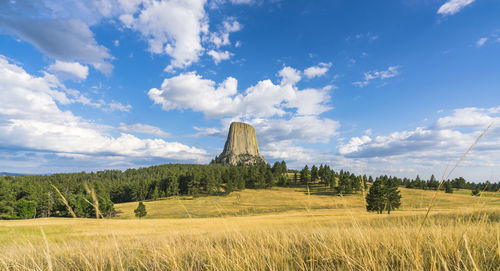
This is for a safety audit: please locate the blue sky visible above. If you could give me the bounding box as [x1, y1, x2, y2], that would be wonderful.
[0, 0, 499, 181]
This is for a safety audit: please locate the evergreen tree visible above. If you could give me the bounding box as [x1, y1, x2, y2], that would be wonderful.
[366, 177, 401, 214]
[271, 161, 282, 178]
[368, 176, 374, 183]
[151, 186, 159, 200]
[134, 201, 147, 218]
[300, 165, 310, 185]
[384, 179, 402, 214]
[366, 179, 385, 214]
[444, 181, 453, 193]
[471, 187, 481, 196]
[14, 199, 37, 219]
[265, 167, 274, 187]
[167, 176, 179, 197]
[280, 160, 287, 175]
[311, 165, 319, 182]
[337, 176, 352, 195]
[428, 174, 439, 190]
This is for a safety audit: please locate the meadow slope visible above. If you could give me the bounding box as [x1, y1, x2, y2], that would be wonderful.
[0, 187, 499, 270]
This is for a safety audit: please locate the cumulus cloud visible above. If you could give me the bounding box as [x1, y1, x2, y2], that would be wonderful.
[207, 17, 241, 48]
[1, 0, 236, 73]
[148, 66, 332, 119]
[250, 116, 340, 144]
[436, 107, 499, 129]
[120, 0, 208, 72]
[148, 72, 240, 118]
[303, 62, 332, 79]
[119, 123, 171, 138]
[207, 50, 233, 64]
[278, 66, 302, 86]
[339, 107, 499, 163]
[0, 55, 207, 163]
[2, 17, 113, 75]
[47, 60, 89, 81]
[438, 0, 475, 16]
[353, 65, 400, 87]
[260, 140, 333, 166]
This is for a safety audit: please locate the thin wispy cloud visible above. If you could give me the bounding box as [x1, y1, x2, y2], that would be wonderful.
[438, 0, 475, 16]
[353, 66, 400, 88]
[476, 37, 488, 47]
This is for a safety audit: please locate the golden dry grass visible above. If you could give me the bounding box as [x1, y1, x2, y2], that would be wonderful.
[0, 187, 499, 270]
[113, 186, 500, 219]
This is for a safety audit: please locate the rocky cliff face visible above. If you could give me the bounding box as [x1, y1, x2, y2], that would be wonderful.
[213, 122, 266, 166]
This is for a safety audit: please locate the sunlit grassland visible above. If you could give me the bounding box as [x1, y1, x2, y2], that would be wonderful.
[0, 187, 499, 270]
[113, 186, 500, 219]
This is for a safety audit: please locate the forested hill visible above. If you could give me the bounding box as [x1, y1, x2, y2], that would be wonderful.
[0, 162, 496, 220]
[0, 163, 290, 219]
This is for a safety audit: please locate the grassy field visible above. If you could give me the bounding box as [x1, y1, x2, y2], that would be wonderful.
[1, 186, 499, 270]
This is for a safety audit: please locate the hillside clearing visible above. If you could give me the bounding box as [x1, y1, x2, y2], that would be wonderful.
[0, 186, 499, 270]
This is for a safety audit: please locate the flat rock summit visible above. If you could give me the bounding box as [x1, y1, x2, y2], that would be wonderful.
[212, 122, 266, 166]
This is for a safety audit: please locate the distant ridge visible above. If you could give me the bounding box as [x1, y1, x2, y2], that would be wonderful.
[0, 172, 25, 176]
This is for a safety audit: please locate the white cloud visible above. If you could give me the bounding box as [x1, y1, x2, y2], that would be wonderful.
[353, 65, 400, 87]
[436, 107, 499, 129]
[303, 62, 332, 79]
[476, 37, 488, 47]
[114, 40, 120, 47]
[2, 17, 113, 75]
[106, 101, 132, 112]
[250, 116, 340, 144]
[119, 123, 171, 138]
[364, 66, 400, 80]
[208, 17, 242, 48]
[223, 18, 241, 32]
[148, 66, 332, 119]
[338, 106, 500, 178]
[209, 0, 254, 8]
[438, 0, 475, 16]
[47, 60, 89, 81]
[1, 0, 224, 73]
[279, 66, 302, 86]
[339, 127, 475, 159]
[0, 55, 207, 163]
[230, 0, 253, 4]
[148, 72, 240, 118]
[352, 81, 369, 88]
[338, 135, 373, 156]
[260, 140, 332, 167]
[120, 0, 208, 71]
[207, 50, 233, 64]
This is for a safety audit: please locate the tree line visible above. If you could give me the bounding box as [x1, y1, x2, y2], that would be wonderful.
[0, 161, 495, 219]
[0, 163, 286, 219]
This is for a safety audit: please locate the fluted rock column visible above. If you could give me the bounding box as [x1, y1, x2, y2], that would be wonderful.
[215, 122, 266, 166]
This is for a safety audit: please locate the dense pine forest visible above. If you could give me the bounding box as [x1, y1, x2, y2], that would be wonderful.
[0, 162, 497, 219]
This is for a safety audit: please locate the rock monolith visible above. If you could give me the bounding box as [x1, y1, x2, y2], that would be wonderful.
[213, 122, 266, 166]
